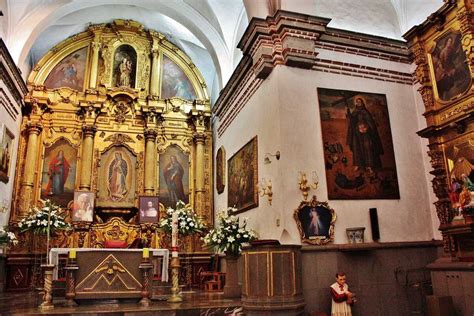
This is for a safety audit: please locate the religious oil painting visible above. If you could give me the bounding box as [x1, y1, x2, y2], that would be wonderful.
[294, 196, 336, 245]
[72, 191, 94, 222]
[444, 140, 474, 212]
[430, 31, 471, 101]
[44, 46, 88, 91]
[161, 55, 196, 100]
[40, 138, 77, 206]
[139, 196, 159, 223]
[97, 146, 136, 207]
[159, 145, 190, 209]
[216, 146, 226, 194]
[227, 136, 258, 214]
[317, 88, 400, 200]
[112, 44, 137, 88]
[0, 125, 14, 183]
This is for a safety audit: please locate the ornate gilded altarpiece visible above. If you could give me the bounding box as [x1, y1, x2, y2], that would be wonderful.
[9, 20, 213, 260]
[404, 0, 473, 260]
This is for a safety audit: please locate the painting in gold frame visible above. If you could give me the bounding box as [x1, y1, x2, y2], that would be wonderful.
[294, 196, 336, 245]
[429, 30, 471, 102]
[159, 145, 190, 209]
[216, 146, 225, 194]
[40, 138, 77, 207]
[44, 46, 88, 91]
[227, 136, 258, 214]
[0, 125, 13, 183]
[97, 146, 137, 207]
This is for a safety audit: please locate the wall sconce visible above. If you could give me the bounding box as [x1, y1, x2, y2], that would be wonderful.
[259, 178, 273, 205]
[298, 171, 319, 201]
[264, 151, 280, 164]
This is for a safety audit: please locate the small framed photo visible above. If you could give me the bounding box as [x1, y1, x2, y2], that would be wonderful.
[72, 191, 94, 222]
[0, 125, 14, 183]
[139, 196, 159, 223]
[294, 196, 336, 245]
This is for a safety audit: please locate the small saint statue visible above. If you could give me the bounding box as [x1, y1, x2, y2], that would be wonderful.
[330, 272, 355, 316]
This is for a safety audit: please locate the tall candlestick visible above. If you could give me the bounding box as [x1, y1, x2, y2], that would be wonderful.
[69, 249, 76, 259]
[171, 211, 178, 248]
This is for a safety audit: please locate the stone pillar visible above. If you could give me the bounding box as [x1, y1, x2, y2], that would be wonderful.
[20, 122, 42, 216]
[194, 132, 206, 216]
[144, 129, 158, 195]
[149, 49, 160, 96]
[79, 125, 97, 191]
[89, 41, 101, 89]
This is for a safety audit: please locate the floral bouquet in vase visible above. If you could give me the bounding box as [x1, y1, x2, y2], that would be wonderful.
[0, 226, 18, 246]
[202, 208, 258, 257]
[159, 201, 206, 236]
[18, 200, 70, 235]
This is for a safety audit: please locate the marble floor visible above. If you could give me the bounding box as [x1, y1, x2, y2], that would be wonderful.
[0, 291, 242, 315]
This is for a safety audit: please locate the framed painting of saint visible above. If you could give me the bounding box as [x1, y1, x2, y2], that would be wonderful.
[72, 191, 94, 222]
[44, 46, 88, 91]
[216, 146, 225, 194]
[97, 146, 136, 207]
[317, 88, 400, 200]
[158, 145, 190, 209]
[429, 30, 471, 101]
[0, 125, 14, 183]
[139, 196, 159, 223]
[40, 138, 77, 206]
[227, 136, 258, 214]
[294, 196, 336, 245]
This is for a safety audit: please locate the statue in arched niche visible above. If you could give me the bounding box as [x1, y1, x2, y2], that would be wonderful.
[113, 45, 137, 88]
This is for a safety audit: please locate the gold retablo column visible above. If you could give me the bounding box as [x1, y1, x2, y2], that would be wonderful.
[20, 122, 43, 216]
[89, 41, 101, 89]
[149, 48, 160, 96]
[194, 132, 206, 216]
[79, 125, 97, 191]
[144, 129, 158, 195]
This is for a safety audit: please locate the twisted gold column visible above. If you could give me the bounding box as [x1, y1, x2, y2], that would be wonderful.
[19, 122, 42, 217]
[89, 41, 101, 89]
[144, 129, 158, 195]
[79, 125, 97, 191]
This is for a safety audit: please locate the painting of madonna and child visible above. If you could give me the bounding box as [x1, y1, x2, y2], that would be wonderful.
[317, 88, 400, 200]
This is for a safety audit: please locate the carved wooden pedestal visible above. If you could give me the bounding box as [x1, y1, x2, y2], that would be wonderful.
[242, 244, 305, 315]
[223, 255, 240, 298]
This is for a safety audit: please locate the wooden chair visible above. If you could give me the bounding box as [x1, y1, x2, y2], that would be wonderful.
[199, 254, 226, 291]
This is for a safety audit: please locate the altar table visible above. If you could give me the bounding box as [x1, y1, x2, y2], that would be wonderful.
[49, 248, 169, 282]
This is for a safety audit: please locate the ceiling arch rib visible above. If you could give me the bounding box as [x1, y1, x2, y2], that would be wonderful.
[11, 0, 231, 90]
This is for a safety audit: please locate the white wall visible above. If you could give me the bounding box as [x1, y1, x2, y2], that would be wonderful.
[214, 59, 438, 244]
[0, 80, 22, 227]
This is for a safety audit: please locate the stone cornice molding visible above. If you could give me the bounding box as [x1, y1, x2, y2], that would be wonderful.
[214, 10, 411, 126]
[0, 39, 28, 108]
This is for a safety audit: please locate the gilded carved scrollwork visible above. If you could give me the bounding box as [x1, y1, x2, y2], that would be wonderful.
[14, 19, 212, 254]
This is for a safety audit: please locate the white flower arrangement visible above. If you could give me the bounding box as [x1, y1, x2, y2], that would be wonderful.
[0, 226, 18, 246]
[202, 208, 258, 256]
[159, 201, 205, 236]
[18, 200, 70, 235]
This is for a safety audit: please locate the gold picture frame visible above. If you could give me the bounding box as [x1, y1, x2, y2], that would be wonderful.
[294, 196, 336, 245]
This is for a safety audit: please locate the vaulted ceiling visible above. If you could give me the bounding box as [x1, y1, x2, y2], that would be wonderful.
[0, 0, 443, 102]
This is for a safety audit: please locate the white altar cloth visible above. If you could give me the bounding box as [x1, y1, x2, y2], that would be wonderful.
[49, 248, 169, 282]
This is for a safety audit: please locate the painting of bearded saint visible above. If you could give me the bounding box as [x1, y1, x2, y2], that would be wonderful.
[108, 152, 129, 201]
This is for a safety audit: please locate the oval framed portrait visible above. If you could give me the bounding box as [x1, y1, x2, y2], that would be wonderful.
[294, 196, 336, 245]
